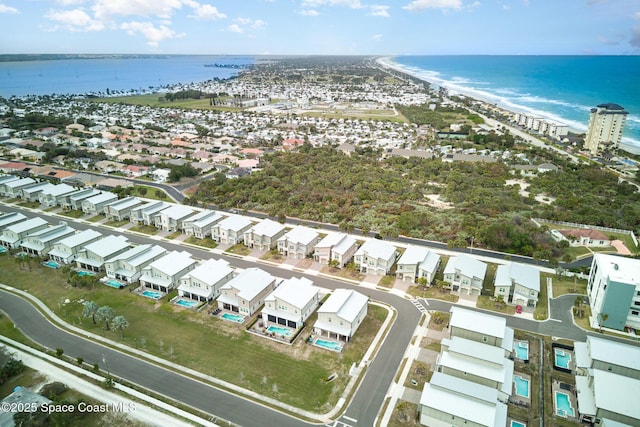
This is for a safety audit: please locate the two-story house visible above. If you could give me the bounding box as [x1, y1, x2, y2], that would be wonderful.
[75, 235, 130, 272]
[313, 289, 368, 342]
[396, 245, 441, 284]
[48, 229, 103, 264]
[130, 201, 170, 226]
[0, 217, 49, 249]
[1, 177, 36, 198]
[354, 239, 398, 275]
[63, 188, 100, 211]
[20, 223, 76, 257]
[212, 215, 253, 245]
[104, 196, 143, 221]
[314, 233, 358, 267]
[262, 277, 320, 330]
[182, 210, 223, 238]
[177, 258, 234, 302]
[21, 182, 55, 202]
[243, 219, 286, 251]
[443, 254, 487, 296]
[155, 204, 195, 232]
[0, 175, 20, 195]
[0, 212, 26, 230]
[277, 226, 320, 259]
[139, 250, 197, 294]
[494, 262, 540, 307]
[104, 244, 167, 284]
[81, 192, 118, 215]
[37, 183, 76, 207]
[217, 268, 276, 317]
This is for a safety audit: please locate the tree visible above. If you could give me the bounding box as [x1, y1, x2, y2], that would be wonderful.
[96, 305, 115, 331]
[112, 315, 129, 338]
[599, 313, 609, 332]
[82, 301, 99, 325]
[573, 296, 583, 319]
[138, 186, 147, 196]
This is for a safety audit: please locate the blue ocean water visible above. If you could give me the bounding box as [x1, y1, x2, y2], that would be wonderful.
[0, 55, 253, 98]
[389, 55, 640, 154]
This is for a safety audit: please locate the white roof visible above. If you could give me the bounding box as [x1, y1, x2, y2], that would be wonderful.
[575, 375, 597, 416]
[0, 175, 19, 185]
[0, 212, 26, 228]
[495, 262, 540, 292]
[148, 250, 195, 276]
[23, 224, 75, 245]
[68, 188, 99, 201]
[106, 196, 141, 210]
[419, 250, 441, 274]
[279, 226, 318, 245]
[132, 200, 167, 214]
[333, 234, 357, 256]
[430, 371, 499, 404]
[586, 335, 640, 372]
[105, 244, 166, 268]
[266, 277, 318, 309]
[439, 351, 506, 384]
[318, 289, 368, 322]
[221, 268, 274, 301]
[84, 192, 117, 205]
[6, 217, 48, 234]
[398, 245, 431, 265]
[5, 177, 35, 189]
[184, 209, 218, 223]
[355, 239, 397, 260]
[185, 258, 232, 286]
[159, 204, 194, 220]
[23, 182, 54, 194]
[444, 254, 487, 280]
[449, 306, 507, 339]
[248, 219, 285, 237]
[83, 235, 129, 257]
[592, 369, 640, 420]
[217, 214, 252, 232]
[316, 232, 347, 249]
[54, 229, 101, 249]
[594, 253, 640, 287]
[444, 336, 505, 365]
[41, 183, 75, 197]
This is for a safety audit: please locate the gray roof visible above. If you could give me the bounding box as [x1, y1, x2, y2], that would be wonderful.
[84, 192, 117, 205]
[4, 177, 35, 189]
[0, 212, 26, 229]
[5, 217, 48, 234]
[106, 196, 141, 210]
[495, 262, 540, 292]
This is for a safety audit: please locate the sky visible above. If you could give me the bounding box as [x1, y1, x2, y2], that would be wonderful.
[0, 0, 639, 55]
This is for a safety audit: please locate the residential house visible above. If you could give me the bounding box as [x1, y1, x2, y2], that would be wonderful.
[37, 183, 76, 207]
[139, 250, 197, 293]
[354, 239, 398, 275]
[396, 245, 441, 284]
[217, 268, 276, 316]
[123, 164, 149, 177]
[277, 226, 320, 259]
[552, 228, 611, 248]
[587, 253, 640, 331]
[130, 201, 169, 226]
[212, 215, 253, 245]
[48, 229, 103, 264]
[262, 277, 320, 330]
[104, 244, 167, 284]
[75, 235, 130, 272]
[81, 192, 118, 215]
[104, 196, 142, 221]
[313, 289, 368, 342]
[182, 210, 223, 238]
[448, 307, 514, 355]
[0, 217, 49, 249]
[494, 262, 540, 307]
[0, 212, 26, 230]
[155, 204, 195, 232]
[20, 223, 76, 257]
[313, 233, 358, 267]
[20, 182, 55, 202]
[0, 175, 20, 195]
[443, 254, 487, 296]
[243, 219, 286, 251]
[177, 258, 234, 302]
[1, 177, 36, 198]
[574, 336, 640, 425]
[0, 387, 52, 427]
[63, 188, 100, 211]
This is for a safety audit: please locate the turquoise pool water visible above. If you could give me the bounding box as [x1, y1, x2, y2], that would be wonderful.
[0, 247, 7, 253]
[314, 339, 343, 352]
[221, 312, 244, 323]
[175, 299, 197, 308]
[554, 349, 571, 369]
[514, 341, 529, 360]
[105, 279, 124, 289]
[77, 271, 95, 277]
[555, 391, 575, 417]
[141, 290, 162, 299]
[43, 260, 60, 269]
[511, 421, 526, 427]
[514, 376, 530, 398]
[267, 325, 292, 336]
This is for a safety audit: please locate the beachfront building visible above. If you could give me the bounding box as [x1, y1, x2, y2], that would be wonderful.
[37, 183, 76, 207]
[574, 336, 640, 425]
[177, 258, 234, 302]
[217, 268, 276, 316]
[104, 244, 167, 284]
[418, 372, 508, 427]
[443, 254, 487, 296]
[0, 217, 49, 249]
[212, 215, 253, 245]
[313, 233, 358, 267]
[262, 277, 320, 330]
[63, 188, 99, 211]
[139, 250, 197, 294]
[354, 239, 398, 275]
[494, 262, 540, 308]
[1, 177, 35, 198]
[243, 219, 286, 251]
[20, 182, 55, 202]
[75, 235, 130, 272]
[277, 226, 320, 259]
[182, 210, 223, 238]
[313, 289, 368, 342]
[395, 245, 441, 284]
[585, 103, 629, 155]
[20, 223, 76, 257]
[587, 253, 640, 331]
[81, 192, 117, 215]
[0, 212, 26, 230]
[48, 229, 103, 264]
[130, 201, 169, 226]
[104, 196, 142, 221]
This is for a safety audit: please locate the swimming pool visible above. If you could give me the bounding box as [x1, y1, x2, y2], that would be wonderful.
[221, 312, 244, 323]
[77, 271, 95, 277]
[514, 375, 530, 398]
[554, 348, 571, 369]
[555, 391, 575, 417]
[0, 247, 7, 253]
[141, 290, 162, 300]
[267, 325, 292, 336]
[510, 421, 526, 427]
[314, 338, 343, 352]
[175, 299, 197, 308]
[43, 260, 60, 269]
[514, 341, 529, 360]
[104, 279, 124, 289]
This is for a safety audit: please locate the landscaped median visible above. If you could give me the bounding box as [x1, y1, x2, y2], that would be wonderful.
[0, 253, 393, 418]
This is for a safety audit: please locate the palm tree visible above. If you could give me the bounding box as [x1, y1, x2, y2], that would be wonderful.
[112, 316, 129, 338]
[96, 306, 115, 331]
[573, 296, 583, 319]
[82, 301, 99, 325]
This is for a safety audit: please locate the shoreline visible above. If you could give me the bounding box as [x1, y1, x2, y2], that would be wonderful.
[376, 56, 640, 156]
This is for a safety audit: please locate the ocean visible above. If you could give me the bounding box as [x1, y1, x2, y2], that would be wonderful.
[387, 55, 640, 155]
[0, 55, 253, 98]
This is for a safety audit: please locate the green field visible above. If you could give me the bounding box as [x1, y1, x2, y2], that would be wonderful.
[91, 94, 243, 112]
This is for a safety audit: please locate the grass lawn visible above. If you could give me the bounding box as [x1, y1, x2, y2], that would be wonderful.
[477, 295, 516, 315]
[18, 201, 40, 209]
[44, 206, 59, 212]
[87, 214, 105, 223]
[131, 185, 170, 201]
[128, 225, 159, 235]
[92, 94, 243, 112]
[547, 273, 587, 296]
[388, 402, 420, 427]
[482, 262, 499, 294]
[320, 265, 365, 282]
[377, 275, 395, 288]
[0, 256, 386, 412]
[105, 219, 130, 228]
[403, 361, 432, 390]
[406, 286, 459, 303]
[225, 244, 250, 256]
[163, 231, 183, 240]
[563, 246, 591, 260]
[184, 236, 217, 249]
[59, 210, 85, 219]
[260, 250, 284, 263]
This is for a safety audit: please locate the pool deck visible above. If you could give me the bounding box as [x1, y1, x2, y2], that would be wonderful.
[553, 348, 575, 371]
[552, 380, 578, 421]
[511, 372, 532, 407]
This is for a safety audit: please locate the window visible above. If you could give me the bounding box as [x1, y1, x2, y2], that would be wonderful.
[632, 310, 639, 316]
[482, 336, 488, 343]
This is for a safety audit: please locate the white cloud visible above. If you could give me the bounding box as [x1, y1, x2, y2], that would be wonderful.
[55, 0, 88, 6]
[372, 34, 383, 40]
[402, 0, 463, 11]
[252, 19, 266, 28]
[235, 17, 252, 25]
[45, 8, 105, 31]
[0, 3, 19, 14]
[228, 23, 243, 33]
[92, 0, 183, 20]
[189, 3, 226, 20]
[301, 0, 362, 9]
[369, 5, 390, 17]
[634, 11, 640, 20]
[120, 21, 182, 46]
[299, 9, 319, 15]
